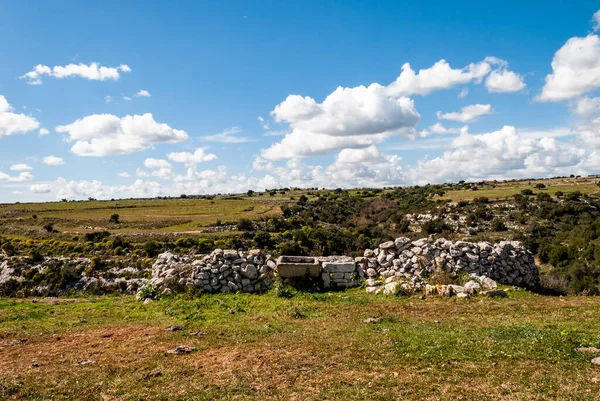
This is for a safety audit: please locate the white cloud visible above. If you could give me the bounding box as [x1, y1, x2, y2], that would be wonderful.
[39, 128, 50, 136]
[123, 96, 132, 101]
[144, 158, 171, 169]
[117, 172, 131, 178]
[571, 96, 600, 119]
[104, 96, 112, 103]
[593, 10, 600, 31]
[407, 126, 587, 184]
[30, 183, 51, 193]
[202, 127, 254, 143]
[136, 89, 151, 97]
[56, 113, 188, 157]
[538, 34, 600, 101]
[262, 58, 521, 161]
[485, 69, 526, 93]
[386, 59, 491, 96]
[0, 171, 33, 182]
[54, 178, 163, 200]
[428, 123, 465, 135]
[167, 148, 217, 167]
[143, 158, 172, 180]
[258, 116, 269, 130]
[22, 62, 131, 85]
[10, 164, 32, 171]
[43, 155, 64, 166]
[0, 95, 40, 138]
[437, 104, 493, 123]
[136, 168, 148, 178]
[263, 84, 419, 160]
[458, 88, 468, 99]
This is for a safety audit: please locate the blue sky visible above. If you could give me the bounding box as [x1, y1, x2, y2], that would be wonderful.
[1, 1, 600, 202]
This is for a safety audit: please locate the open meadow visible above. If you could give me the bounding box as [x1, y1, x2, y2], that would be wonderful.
[1, 289, 600, 400]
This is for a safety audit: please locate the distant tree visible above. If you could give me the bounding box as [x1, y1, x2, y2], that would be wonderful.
[247, 190, 255, 197]
[43, 223, 54, 233]
[237, 218, 254, 232]
[521, 189, 534, 196]
[109, 213, 120, 224]
[534, 183, 546, 189]
[32, 214, 37, 220]
[180, 194, 187, 199]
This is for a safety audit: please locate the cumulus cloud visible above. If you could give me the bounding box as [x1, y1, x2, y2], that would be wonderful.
[43, 155, 64, 166]
[386, 60, 491, 96]
[437, 104, 493, 123]
[10, 164, 32, 171]
[262, 58, 522, 160]
[117, 172, 131, 178]
[428, 123, 465, 135]
[538, 34, 600, 101]
[407, 126, 587, 184]
[571, 96, 600, 119]
[167, 148, 217, 167]
[485, 69, 526, 93]
[30, 183, 51, 193]
[56, 113, 188, 156]
[39, 128, 50, 136]
[263, 85, 419, 160]
[54, 178, 163, 200]
[136, 89, 151, 97]
[143, 158, 172, 179]
[202, 127, 254, 143]
[0, 95, 40, 138]
[144, 158, 171, 169]
[22, 62, 131, 85]
[0, 171, 33, 182]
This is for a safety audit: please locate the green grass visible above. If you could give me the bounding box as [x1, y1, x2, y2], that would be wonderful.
[442, 182, 600, 202]
[1, 290, 600, 400]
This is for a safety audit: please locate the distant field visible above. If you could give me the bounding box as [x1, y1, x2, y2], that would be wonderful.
[0, 197, 283, 235]
[1, 177, 599, 239]
[1, 290, 599, 400]
[442, 178, 600, 202]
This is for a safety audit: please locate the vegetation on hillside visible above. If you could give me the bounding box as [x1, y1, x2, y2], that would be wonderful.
[2, 176, 600, 295]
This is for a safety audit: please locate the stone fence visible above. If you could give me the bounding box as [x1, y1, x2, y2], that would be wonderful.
[148, 237, 539, 296]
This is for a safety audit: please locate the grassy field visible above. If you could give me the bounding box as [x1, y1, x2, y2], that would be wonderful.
[1, 289, 599, 400]
[0, 197, 283, 235]
[441, 178, 600, 202]
[1, 177, 598, 239]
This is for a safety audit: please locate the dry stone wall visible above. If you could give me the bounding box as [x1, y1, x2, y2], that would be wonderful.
[356, 237, 539, 294]
[0, 236, 539, 297]
[150, 248, 275, 295]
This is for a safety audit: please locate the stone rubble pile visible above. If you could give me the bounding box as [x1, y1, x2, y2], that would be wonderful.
[0, 253, 145, 295]
[357, 237, 539, 295]
[150, 249, 275, 295]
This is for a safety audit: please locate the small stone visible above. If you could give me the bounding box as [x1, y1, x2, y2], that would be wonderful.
[167, 345, 195, 355]
[143, 298, 153, 305]
[366, 268, 377, 277]
[165, 325, 184, 332]
[592, 357, 600, 366]
[77, 359, 95, 365]
[483, 289, 507, 298]
[464, 280, 482, 295]
[363, 317, 382, 324]
[456, 292, 470, 299]
[379, 241, 395, 250]
[576, 347, 600, 353]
